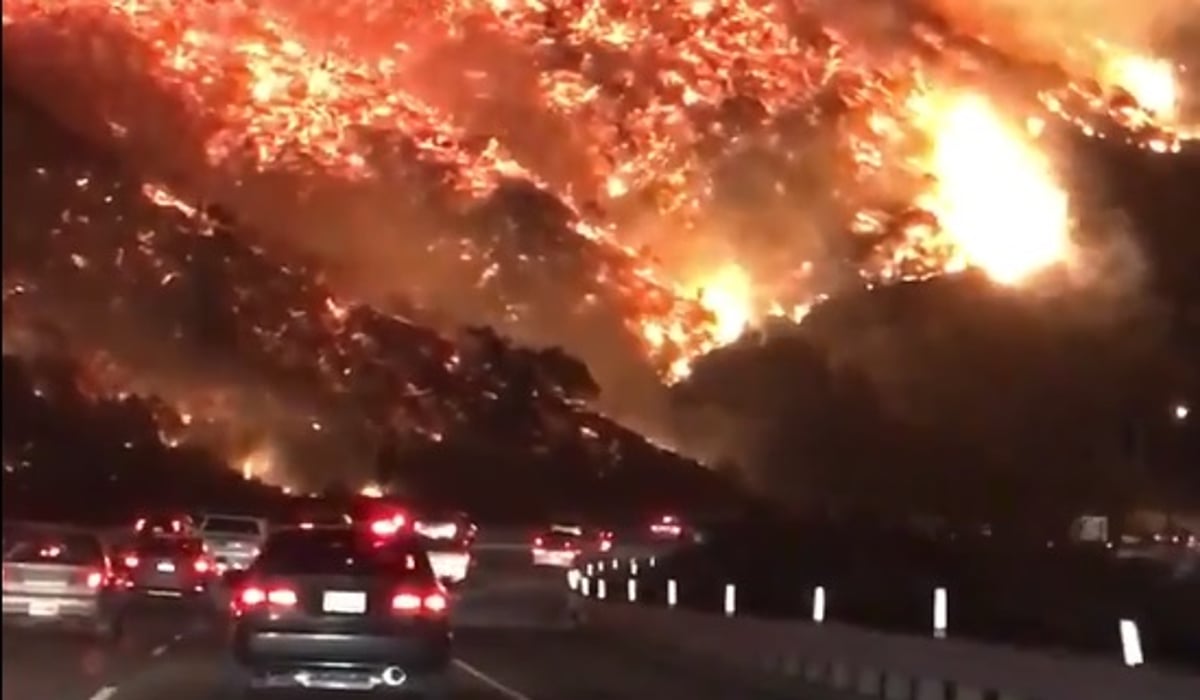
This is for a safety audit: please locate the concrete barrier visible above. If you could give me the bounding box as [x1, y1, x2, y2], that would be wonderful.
[577, 597, 1200, 700]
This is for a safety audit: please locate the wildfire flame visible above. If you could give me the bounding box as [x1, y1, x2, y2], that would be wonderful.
[914, 91, 1072, 284]
[1, 0, 1194, 387]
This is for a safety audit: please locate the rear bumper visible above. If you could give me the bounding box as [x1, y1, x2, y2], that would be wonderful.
[2, 593, 104, 621]
[233, 626, 452, 674]
[532, 549, 577, 568]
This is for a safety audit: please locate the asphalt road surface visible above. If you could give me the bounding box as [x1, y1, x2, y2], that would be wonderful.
[3, 546, 791, 700]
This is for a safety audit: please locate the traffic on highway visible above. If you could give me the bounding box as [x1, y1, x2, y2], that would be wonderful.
[3, 504, 728, 700]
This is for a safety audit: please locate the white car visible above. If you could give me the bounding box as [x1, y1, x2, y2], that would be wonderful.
[198, 514, 267, 573]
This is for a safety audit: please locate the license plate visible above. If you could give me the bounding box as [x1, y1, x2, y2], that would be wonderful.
[28, 601, 60, 617]
[322, 590, 366, 614]
[156, 561, 176, 573]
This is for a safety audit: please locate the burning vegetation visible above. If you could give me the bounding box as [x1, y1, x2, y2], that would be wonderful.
[2, 0, 1197, 492]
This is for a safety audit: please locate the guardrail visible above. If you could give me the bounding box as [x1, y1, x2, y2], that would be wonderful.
[570, 566, 1200, 700]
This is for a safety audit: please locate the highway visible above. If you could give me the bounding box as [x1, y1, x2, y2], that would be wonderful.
[2, 544, 789, 700]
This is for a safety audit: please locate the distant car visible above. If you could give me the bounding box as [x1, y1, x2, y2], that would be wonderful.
[531, 530, 585, 568]
[414, 510, 476, 587]
[649, 514, 689, 540]
[135, 513, 196, 536]
[280, 500, 354, 532]
[347, 496, 412, 538]
[231, 529, 451, 696]
[199, 514, 268, 573]
[119, 536, 216, 601]
[2, 527, 124, 639]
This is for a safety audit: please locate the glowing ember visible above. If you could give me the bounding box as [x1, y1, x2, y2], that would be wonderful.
[914, 92, 1072, 284]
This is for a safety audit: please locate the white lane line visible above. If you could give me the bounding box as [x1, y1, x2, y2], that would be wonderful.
[87, 686, 119, 700]
[453, 659, 535, 700]
[150, 644, 168, 657]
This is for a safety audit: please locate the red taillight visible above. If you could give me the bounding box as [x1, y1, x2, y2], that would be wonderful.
[391, 589, 448, 614]
[371, 518, 399, 537]
[299, 521, 315, 530]
[534, 537, 544, 548]
[193, 557, 211, 574]
[86, 571, 103, 589]
[240, 586, 267, 607]
[393, 513, 408, 529]
[267, 588, 298, 606]
[171, 519, 182, 533]
[423, 592, 448, 612]
[123, 555, 139, 568]
[238, 585, 297, 609]
[135, 518, 147, 532]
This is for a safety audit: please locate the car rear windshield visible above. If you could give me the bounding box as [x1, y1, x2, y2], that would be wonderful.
[539, 532, 579, 548]
[257, 531, 434, 579]
[202, 517, 261, 535]
[5, 532, 104, 565]
[137, 537, 203, 556]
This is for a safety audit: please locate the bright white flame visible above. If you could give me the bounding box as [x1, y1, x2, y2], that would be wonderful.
[917, 92, 1072, 284]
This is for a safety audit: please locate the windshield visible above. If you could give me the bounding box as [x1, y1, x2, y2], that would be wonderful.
[257, 531, 433, 579]
[5, 532, 103, 565]
[135, 538, 204, 556]
[202, 517, 261, 535]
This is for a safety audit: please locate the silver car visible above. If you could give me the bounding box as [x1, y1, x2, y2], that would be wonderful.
[2, 526, 123, 639]
[199, 514, 267, 573]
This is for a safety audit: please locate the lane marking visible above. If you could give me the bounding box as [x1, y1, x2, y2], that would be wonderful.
[151, 644, 168, 657]
[453, 659, 535, 700]
[88, 686, 118, 700]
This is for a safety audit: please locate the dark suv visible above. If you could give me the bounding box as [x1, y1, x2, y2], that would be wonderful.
[231, 528, 451, 697]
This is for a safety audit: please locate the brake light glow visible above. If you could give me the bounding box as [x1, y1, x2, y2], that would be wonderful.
[135, 518, 147, 532]
[123, 555, 139, 568]
[299, 522, 315, 530]
[86, 571, 103, 588]
[599, 539, 613, 552]
[267, 588, 298, 606]
[391, 590, 448, 614]
[171, 519, 182, 533]
[193, 557, 211, 574]
[240, 586, 267, 606]
[238, 585, 297, 609]
[534, 537, 544, 548]
[370, 518, 400, 537]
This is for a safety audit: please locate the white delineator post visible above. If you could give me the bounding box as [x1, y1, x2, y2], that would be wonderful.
[627, 578, 637, 602]
[667, 579, 678, 608]
[597, 578, 607, 600]
[724, 583, 736, 617]
[581, 577, 591, 597]
[812, 585, 826, 624]
[630, 559, 639, 576]
[1119, 619, 1144, 667]
[933, 587, 948, 639]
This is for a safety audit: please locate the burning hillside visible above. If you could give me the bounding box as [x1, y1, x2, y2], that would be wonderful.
[2, 0, 1198, 487]
[2, 87, 719, 494]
